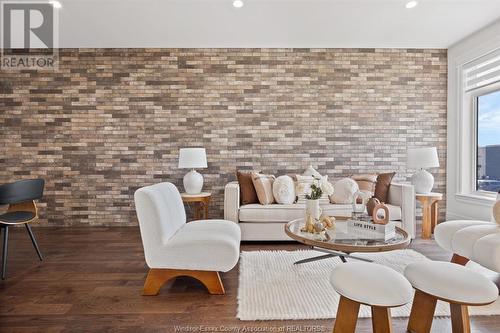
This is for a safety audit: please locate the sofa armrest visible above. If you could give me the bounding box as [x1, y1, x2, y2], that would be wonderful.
[224, 181, 240, 223]
[387, 182, 416, 239]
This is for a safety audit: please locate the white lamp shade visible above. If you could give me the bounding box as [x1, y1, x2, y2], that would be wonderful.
[178, 148, 207, 169]
[407, 147, 440, 169]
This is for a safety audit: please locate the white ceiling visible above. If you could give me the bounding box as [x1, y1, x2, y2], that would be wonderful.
[57, 0, 500, 48]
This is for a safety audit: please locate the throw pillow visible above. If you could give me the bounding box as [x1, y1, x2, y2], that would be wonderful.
[330, 178, 359, 204]
[252, 172, 276, 205]
[295, 174, 330, 205]
[351, 174, 378, 198]
[236, 170, 259, 205]
[273, 175, 295, 204]
[374, 172, 396, 203]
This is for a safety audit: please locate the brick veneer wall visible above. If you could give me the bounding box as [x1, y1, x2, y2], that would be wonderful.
[0, 48, 447, 226]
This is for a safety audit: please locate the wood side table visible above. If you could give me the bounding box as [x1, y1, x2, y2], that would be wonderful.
[181, 192, 211, 220]
[416, 192, 443, 239]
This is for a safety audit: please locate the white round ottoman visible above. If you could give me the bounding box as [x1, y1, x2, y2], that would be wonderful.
[404, 261, 498, 333]
[330, 262, 413, 333]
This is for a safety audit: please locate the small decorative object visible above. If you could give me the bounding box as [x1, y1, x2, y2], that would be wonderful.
[301, 176, 334, 233]
[372, 203, 390, 225]
[302, 214, 316, 233]
[407, 147, 440, 194]
[366, 197, 381, 217]
[314, 221, 325, 233]
[178, 148, 208, 194]
[320, 213, 335, 229]
[352, 190, 367, 218]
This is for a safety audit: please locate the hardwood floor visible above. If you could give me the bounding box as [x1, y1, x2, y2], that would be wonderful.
[0, 226, 498, 333]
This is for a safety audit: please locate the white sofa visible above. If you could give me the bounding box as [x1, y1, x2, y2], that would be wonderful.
[224, 181, 416, 241]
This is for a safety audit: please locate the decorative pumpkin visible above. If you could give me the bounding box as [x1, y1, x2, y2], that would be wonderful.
[320, 214, 335, 229]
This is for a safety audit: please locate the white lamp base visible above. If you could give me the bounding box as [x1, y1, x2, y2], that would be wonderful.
[183, 169, 204, 194]
[411, 169, 434, 194]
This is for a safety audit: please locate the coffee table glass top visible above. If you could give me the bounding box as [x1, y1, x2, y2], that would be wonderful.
[285, 217, 410, 253]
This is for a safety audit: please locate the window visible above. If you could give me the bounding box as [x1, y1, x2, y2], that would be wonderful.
[476, 89, 500, 192]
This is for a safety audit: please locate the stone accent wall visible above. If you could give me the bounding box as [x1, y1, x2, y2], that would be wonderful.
[0, 48, 447, 226]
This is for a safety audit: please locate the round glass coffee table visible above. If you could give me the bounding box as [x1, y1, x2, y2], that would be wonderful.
[285, 217, 411, 265]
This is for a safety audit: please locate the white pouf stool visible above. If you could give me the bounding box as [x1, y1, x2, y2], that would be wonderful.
[330, 262, 413, 333]
[404, 261, 498, 333]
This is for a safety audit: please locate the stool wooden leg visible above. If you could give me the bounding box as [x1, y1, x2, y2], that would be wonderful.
[407, 290, 437, 333]
[371, 306, 392, 333]
[333, 296, 360, 333]
[450, 303, 471, 333]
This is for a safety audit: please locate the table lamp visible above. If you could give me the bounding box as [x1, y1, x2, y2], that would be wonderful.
[178, 148, 207, 194]
[407, 147, 440, 194]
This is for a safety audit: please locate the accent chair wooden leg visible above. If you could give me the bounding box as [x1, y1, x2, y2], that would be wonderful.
[333, 296, 360, 333]
[450, 303, 471, 333]
[143, 269, 225, 296]
[451, 254, 469, 266]
[407, 290, 437, 333]
[371, 306, 392, 333]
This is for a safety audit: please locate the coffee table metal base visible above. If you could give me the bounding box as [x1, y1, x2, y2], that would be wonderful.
[293, 247, 374, 265]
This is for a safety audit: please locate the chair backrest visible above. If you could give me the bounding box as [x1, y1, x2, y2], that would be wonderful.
[0, 179, 44, 205]
[134, 182, 186, 264]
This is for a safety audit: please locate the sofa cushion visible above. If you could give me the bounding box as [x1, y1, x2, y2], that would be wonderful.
[273, 175, 295, 204]
[239, 203, 401, 223]
[330, 178, 359, 204]
[374, 172, 396, 203]
[237, 170, 259, 205]
[252, 173, 276, 205]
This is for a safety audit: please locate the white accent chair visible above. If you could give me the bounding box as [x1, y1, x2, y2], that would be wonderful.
[404, 261, 498, 333]
[134, 182, 241, 295]
[329, 262, 413, 333]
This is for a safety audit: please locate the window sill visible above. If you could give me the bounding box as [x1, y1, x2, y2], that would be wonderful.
[455, 192, 497, 207]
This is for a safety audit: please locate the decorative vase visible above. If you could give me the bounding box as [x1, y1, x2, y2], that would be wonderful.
[366, 197, 381, 216]
[306, 199, 322, 220]
[352, 191, 366, 218]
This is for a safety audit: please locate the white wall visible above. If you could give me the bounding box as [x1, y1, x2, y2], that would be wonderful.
[447, 19, 500, 221]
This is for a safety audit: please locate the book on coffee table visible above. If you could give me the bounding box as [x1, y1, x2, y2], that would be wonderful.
[329, 220, 397, 241]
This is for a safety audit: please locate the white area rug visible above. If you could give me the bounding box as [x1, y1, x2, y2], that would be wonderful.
[237, 250, 500, 321]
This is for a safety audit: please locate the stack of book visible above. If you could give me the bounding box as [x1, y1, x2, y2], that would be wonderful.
[330, 220, 397, 241]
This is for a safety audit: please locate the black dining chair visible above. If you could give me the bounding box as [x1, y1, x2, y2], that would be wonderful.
[0, 179, 45, 279]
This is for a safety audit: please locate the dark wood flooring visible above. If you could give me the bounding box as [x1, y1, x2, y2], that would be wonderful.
[0, 225, 499, 333]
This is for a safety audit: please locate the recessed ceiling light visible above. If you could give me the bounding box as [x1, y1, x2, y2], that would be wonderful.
[49, 0, 62, 9]
[406, 1, 418, 9]
[233, 0, 244, 8]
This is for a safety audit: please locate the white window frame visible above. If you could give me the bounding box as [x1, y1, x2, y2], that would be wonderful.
[471, 83, 500, 195]
[456, 77, 500, 205]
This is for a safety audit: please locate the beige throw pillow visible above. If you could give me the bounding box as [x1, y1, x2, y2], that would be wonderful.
[252, 173, 276, 205]
[351, 174, 377, 198]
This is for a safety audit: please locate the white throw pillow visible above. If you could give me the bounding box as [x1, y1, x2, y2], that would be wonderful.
[273, 175, 296, 204]
[330, 178, 360, 204]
